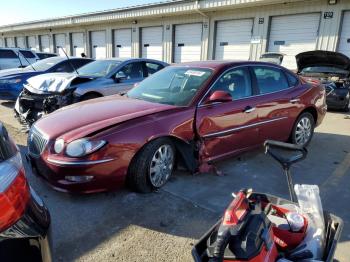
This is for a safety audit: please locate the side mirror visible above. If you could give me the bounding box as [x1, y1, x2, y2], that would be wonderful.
[206, 91, 232, 104]
[114, 71, 127, 83]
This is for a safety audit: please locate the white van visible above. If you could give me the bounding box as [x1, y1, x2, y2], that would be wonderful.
[0, 48, 39, 70]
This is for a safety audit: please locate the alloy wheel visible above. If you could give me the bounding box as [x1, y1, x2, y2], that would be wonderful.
[295, 117, 312, 145]
[149, 144, 174, 188]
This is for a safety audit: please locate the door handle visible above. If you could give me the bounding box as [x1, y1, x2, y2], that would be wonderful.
[244, 106, 256, 113]
[290, 98, 300, 103]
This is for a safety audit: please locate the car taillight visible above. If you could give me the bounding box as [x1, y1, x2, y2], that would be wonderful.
[0, 153, 30, 232]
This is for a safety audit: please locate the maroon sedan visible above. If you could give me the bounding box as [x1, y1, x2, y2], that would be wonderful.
[27, 61, 326, 193]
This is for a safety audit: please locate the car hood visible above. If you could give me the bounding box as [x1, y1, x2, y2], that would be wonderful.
[0, 68, 34, 78]
[24, 73, 97, 94]
[35, 95, 177, 141]
[296, 51, 350, 72]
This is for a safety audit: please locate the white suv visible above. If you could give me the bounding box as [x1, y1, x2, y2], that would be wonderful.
[0, 48, 39, 70]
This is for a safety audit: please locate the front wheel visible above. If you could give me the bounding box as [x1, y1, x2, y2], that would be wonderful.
[128, 138, 175, 193]
[290, 112, 315, 147]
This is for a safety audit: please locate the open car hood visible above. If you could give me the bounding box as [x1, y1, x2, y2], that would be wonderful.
[296, 51, 350, 72]
[24, 73, 95, 94]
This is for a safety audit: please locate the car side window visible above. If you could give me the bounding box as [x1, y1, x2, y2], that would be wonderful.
[19, 50, 36, 59]
[53, 61, 74, 72]
[118, 62, 143, 79]
[210, 67, 252, 100]
[285, 71, 299, 87]
[145, 62, 163, 76]
[71, 59, 91, 69]
[0, 50, 17, 59]
[253, 66, 289, 94]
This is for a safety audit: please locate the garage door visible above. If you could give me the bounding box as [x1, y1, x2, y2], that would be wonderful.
[27, 36, 37, 51]
[141, 26, 163, 60]
[90, 31, 106, 59]
[174, 23, 202, 63]
[338, 11, 350, 58]
[39, 35, 50, 52]
[54, 34, 67, 56]
[71, 32, 85, 57]
[268, 13, 320, 69]
[215, 19, 253, 60]
[5, 37, 15, 47]
[16, 37, 26, 48]
[0, 38, 3, 47]
[114, 28, 132, 58]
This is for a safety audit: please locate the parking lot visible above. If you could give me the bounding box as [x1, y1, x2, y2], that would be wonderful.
[0, 100, 349, 262]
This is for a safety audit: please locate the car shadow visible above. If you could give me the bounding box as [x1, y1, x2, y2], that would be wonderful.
[18, 129, 350, 261]
[0, 101, 15, 108]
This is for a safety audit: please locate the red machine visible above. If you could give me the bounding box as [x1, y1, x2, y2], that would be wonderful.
[192, 140, 343, 262]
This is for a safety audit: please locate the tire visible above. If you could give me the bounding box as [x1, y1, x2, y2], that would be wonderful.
[290, 112, 315, 147]
[80, 93, 102, 101]
[127, 138, 175, 193]
[343, 98, 349, 112]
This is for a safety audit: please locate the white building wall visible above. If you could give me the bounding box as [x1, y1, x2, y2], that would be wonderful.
[2, 0, 350, 61]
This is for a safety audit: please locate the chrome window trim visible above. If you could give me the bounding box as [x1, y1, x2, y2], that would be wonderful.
[198, 64, 298, 108]
[203, 116, 288, 138]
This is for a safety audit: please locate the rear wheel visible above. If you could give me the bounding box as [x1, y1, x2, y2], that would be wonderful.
[343, 95, 349, 112]
[128, 138, 175, 193]
[291, 112, 315, 147]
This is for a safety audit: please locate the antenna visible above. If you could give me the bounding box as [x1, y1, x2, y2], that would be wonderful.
[57, 46, 79, 75]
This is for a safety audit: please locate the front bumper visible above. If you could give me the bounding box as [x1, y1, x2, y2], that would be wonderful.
[0, 187, 52, 262]
[27, 154, 127, 194]
[0, 84, 21, 101]
[326, 89, 349, 109]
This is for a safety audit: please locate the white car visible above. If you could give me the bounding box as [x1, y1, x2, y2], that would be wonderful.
[0, 48, 39, 70]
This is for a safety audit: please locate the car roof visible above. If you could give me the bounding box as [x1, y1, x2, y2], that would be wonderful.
[97, 57, 168, 63]
[171, 60, 280, 70]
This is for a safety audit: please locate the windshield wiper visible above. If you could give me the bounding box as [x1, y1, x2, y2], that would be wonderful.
[18, 51, 36, 71]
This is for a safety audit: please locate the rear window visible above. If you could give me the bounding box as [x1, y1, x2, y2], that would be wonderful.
[19, 50, 36, 59]
[0, 50, 17, 59]
[285, 71, 299, 87]
[0, 125, 17, 162]
[253, 66, 290, 94]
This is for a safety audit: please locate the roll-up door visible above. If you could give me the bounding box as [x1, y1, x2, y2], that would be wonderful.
[114, 28, 132, 58]
[90, 31, 107, 59]
[71, 32, 85, 57]
[5, 37, 15, 48]
[16, 37, 26, 48]
[214, 19, 253, 60]
[54, 34, 67, 56]
[174, 23, 202, 63]
[27, 36, 37, 51]
[268, 13, 320, 69]
[141, 26, 163, 60]
[39, 35, 50, 52]
[338, 11, 350, 58]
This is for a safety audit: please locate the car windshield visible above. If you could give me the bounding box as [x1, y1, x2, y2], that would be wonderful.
[301, 66, 349, 75]
[25, 57, 64, 71]
[77, 60, 121, 77]
[127, 67, 213, 106]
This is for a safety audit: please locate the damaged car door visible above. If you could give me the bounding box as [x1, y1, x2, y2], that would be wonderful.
[196, 66, 259, 162]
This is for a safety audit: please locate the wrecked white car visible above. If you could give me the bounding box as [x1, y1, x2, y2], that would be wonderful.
[15, 58, 168, 128]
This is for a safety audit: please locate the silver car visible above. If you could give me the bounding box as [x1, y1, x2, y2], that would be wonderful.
[0, 48, 39, 70]
[15, 58, 168, 127]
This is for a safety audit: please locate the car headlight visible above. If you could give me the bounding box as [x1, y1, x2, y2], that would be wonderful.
[54, 139, 65, 154]
[0, 78, 22, 84]
[65, 138, 106, 157]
